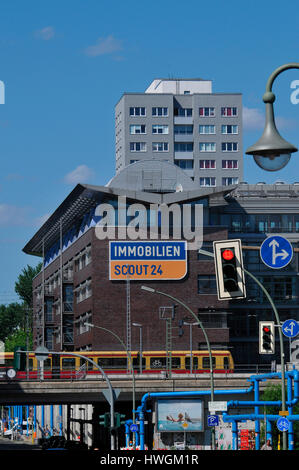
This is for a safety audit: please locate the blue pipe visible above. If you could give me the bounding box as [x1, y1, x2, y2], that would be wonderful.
[125, 420, 132, 447]
[59, 405, 63, 436]
[254, 377, 260, 450]
[50, 405, 54, 436]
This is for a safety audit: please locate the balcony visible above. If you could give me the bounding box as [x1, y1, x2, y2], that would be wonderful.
[63, 301, 73, 313]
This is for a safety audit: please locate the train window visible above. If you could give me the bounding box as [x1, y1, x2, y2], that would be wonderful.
[98, 358, 127, 369]
[80, 358, 94, 371]
[224, 356, 229, 369]
[150, 357, 181, 369]
[202, 357, 216, 369]
[62, 358, 75, 370]
[185, 357, 198, 369]
[44, 359, 52, 370]
[28, 359, 33, 371]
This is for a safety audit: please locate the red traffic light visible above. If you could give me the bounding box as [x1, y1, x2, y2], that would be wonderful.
[263, 326, 270, 333]
[222, 249, 235, 261]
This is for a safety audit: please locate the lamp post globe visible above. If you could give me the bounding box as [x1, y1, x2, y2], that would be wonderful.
[246, 64, 299, 171]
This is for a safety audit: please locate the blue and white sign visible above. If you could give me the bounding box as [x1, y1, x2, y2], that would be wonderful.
[130, 424, 139, 432]
[207, 415, 219, 427]
[277, 417, 290, 432]
[282, 319, 299, 338]
[260, 236, 293, 269]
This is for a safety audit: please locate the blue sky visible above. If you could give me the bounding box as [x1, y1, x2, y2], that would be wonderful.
[1, 0, 299, 302]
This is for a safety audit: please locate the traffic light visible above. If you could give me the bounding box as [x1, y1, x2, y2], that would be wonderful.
[114, 413, 126, 428]
[13, 346, 26, 371]
[99, 412, 110, 428]
[259, 321, 275, 354]
[213, 239, 246, 300]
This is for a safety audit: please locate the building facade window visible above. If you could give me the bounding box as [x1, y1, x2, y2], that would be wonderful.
[129, 107, 146, 116]
[174, 125, 193, 134]
[221, 125, 238, 134]
[199, 142, 216, 152]
[75, 311, 92, 335]
[199, 107, 215, 117]
[200, 177, 216, 187]
[221, 142, 238, 152]
[75, 278, 92, 304]
[174, 107, 192, 117]
[75, 245, 91, 272]
[221, 107, 237, 117]
[130, 142, 147, 152]
[222, 160, 238, 169]
[222, 177, 239, 185]
[130, 124, 146, 134]
[199, 159, 216, 169]
[174, 142, 193, 152]
[198, 274, 217, 294]
[152, 142, 169, 152]
[152, 124, 169, 134]
[152, 107, 168, 116]
[199, 125, 215, 134]
[174, 159, 194, 169]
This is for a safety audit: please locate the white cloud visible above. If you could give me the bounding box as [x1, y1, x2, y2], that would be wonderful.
[242, 107, 265, 130]
[0, 204, 30, 226]
[84, 35, 122, 57]
[35, 26, 55, 41]
[64, 165, 95, 185]
[243, 106, 298, 131]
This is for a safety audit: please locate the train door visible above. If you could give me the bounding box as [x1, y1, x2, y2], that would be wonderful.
[52, 355, 60, 379]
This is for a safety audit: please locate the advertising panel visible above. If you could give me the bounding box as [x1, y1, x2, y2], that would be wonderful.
[156, 399, 204, 432]
[109, 240, 187, 281]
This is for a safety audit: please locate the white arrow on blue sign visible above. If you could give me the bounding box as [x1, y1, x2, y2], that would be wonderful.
[282, 319, 299, 338]
[260, 236, 293, 269]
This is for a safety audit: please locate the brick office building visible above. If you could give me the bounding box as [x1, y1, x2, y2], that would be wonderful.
[24, 162, 233, 356]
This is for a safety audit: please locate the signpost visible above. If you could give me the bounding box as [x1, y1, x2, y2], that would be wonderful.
[207, 415, 219, 427]
[282, 319, 299, 338]
[109, 240, 187, 281]
[277, 417, 290, 432]
[260, 235, 293, 269]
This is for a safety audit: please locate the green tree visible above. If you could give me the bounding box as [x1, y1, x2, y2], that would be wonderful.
[0, 303, 25, 342]
[4, 329, 32, 351]
[15, 263, 42, 307]
[261, 383, 299, 450]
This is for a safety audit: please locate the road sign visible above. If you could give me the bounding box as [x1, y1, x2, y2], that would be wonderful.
[282, 319, 299, 338]
[208, 401, 227, 412]
[35, 346, 49, 362]
[207, 415, 219, 427]
[260, 235, 293, 269]
[130, 424, 139, 432]
[277, 417, 290, 432]
[109, 240, 187, 281]
[102, 388, 121, 404]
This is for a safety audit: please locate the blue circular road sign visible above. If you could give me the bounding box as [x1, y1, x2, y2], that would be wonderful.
[282, 319, 299, 338]
[130, 424, 138, 432]
[260, 236, 293, 269]
[277, 417, 290, 432]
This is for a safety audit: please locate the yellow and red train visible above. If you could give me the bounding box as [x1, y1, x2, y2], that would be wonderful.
[0, 350, 234, 379]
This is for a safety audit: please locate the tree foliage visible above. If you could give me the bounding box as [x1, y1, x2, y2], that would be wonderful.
[15, 262, 42, 307]
[262, 383, 299, 450]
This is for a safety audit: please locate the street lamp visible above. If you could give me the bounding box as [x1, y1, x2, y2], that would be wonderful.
[246, 63, 299, 171]
[140, 285, 216, 450]
[132, 323, 143, 374]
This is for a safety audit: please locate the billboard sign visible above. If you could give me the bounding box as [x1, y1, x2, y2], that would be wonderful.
[156, 399, 204, 432]
[109, 240, 187, 281]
